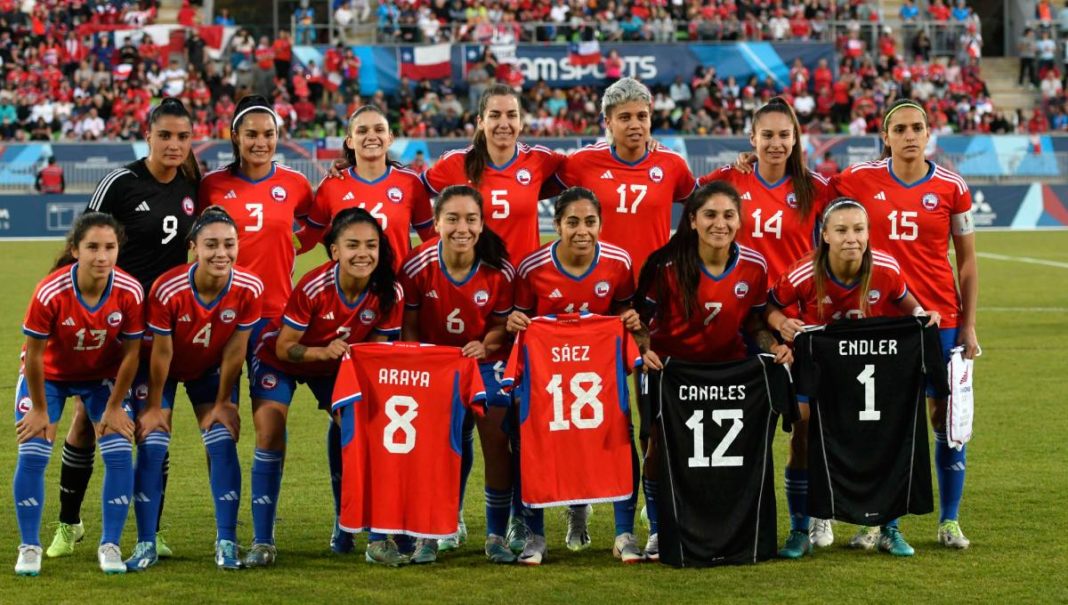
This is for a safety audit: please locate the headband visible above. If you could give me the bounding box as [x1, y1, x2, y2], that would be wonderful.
[231, 104, 282, 131]
[822, 198, 867, 223]
[882, 102, 927, 130]
[187, 209, 236, 241]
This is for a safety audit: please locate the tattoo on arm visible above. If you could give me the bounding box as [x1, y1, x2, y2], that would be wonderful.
[287, 344, 307, 362]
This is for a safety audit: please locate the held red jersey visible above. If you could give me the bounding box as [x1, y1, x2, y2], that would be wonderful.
[147, 264, 264, 381]
[256, 261, 403, 376]
[831, 159, 972, 327]
[502, 314, 641, 507]
[422, 143, 566, 264]
[400, 239, 514, 360]
[514, 240, 635, 316]
[699, 164, 832, 282]
[22, 264, 145, 382]
[770, 250, 908, 324]
[198, 164, 314, 318]
[646, 244, 768, 362]
[309, 166, 434, 269]
[556, 143, 696, 272]
[331, 342, 486, 538]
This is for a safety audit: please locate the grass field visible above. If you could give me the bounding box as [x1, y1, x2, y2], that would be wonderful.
[0, 231, 1066, 604]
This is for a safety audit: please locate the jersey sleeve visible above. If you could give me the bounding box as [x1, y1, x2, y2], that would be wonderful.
[372, 283, 404, 337]
[554, 153, 578, 188]
[613, 262, 636, 304]
[146, 285, 172, 335]
[195, 177, 216, 214]
[307, 180, 334, 229]
[751, 267, 769, 310]
[622, 328, 642, 373]
[671, 156, 697, 202]
[330, 353, 363, 412]
[421, 152, 462, 196]
[399, 268, 422, 310]
[21, 291, 54, 339]
[281, 286, 314, 332]
[889, 268, 908, 302]
[86, 168, 131, 213]
[120, 291, 145, 339]
[500, 332, 525, 392]
[459, 356, 488, 417]
[293, 174, 314, 220]
[696, 164, 732, 187]
[513, 272, 535, 313]
[769, 270, 799, 309]
[410, 184, 435, 238]
[237, 288, 263, 330]
[491, 269, 514, 317]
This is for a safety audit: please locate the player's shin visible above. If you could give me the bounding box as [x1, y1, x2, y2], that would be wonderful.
[99, 433, 134, 546]
[14, 438, 53, 546]
[133, 431, 170, 543]
[202, 424, 240, 542]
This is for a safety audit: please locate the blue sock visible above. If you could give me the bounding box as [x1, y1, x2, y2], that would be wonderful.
[785, 467, 810, 532]
[251, 448, 284, 545]
[133, 431, 170, 543]
[485, 487, 511, 537]
[202, 424, 240, 542]
[99, 433, 134, 545]
[368, 532, 388, 541]
[882, 518, 899, 530]
[327, 422, 342, 518]
[642, 478, 659, 534]
[613, 441, 640, 536]
[14, 438, 52, 546]
[934, 431, 966, 522]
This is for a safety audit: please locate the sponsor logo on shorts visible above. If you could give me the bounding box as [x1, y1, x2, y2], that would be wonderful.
[648, 166, 664, 183]
[182, 197, 195, 216]
[734, 281, 750, 298]
[516, 168, 532, 185]
[220, 309, 236, 323]
[387, 187, 404, 203]
[473, 289, 490, 306]
[594, 280, 610, 297]
[107, 311, 123, 327]
[271, 186, 287, 202]
[922, 193, 939, 211]
[260, 373, 278, 389]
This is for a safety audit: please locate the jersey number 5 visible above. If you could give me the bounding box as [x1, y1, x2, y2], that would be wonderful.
[490, 190, 509, 219]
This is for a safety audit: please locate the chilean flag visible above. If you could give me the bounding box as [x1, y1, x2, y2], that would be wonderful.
[399, 44, 452, 80]
[568, 40, 601, 66]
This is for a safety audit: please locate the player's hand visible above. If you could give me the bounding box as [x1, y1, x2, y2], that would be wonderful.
[642, 349, 663, 371]
[461, 340, 487, 360]
[778, 318, 805, 342]
[320, 339, 350, 361]
[506, 310, 531, 333]
[771, 343, 793, 365]
[733, 151, 757, 173]
[925, 311, 942, 328]
[957, 324, 981, 359]
[619, 309, 642, 333]
[328, 159, 349, 179]
[136, 406, 170, 441]
[202, 402, 241, 441]
[15, 409, 49, 444]
[98, 406, 135, 442]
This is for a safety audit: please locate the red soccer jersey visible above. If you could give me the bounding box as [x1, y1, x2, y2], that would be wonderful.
[257, 261, 404, 376]
[698, 164, 832, 282]
[514, 240, 635, 315]
[400, 239, 514, 360]
[770, 250, 908, 324]
[502, 314, 640, 507]
[147, 263, 264, 381]
[831, 159, 972, 327]
[310, 166, 434, 269]
[198, 163, 314, 319]
[646, 244, 769, 362]
[22, 264, 145, 382]
[331, 342, 486, 538]
[556, 143, 697, 273]
[422, 143, 566, 264]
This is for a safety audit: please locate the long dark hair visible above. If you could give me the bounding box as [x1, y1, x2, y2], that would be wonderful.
[187, 205, 237, 243]
[323, 207, 398, 316]
[52, 212, 125, 270]
[148, 97, 201, 184]
[343, 105, 405, 171]
[434, 185, 509, 271]
[752, 96, 815, 219]
[227, 94, 278, 174]
[464, 84, 520, 186]
[636, 181, 742, 322]
[814, 198, 873, 320]
[879, 98, 929, 160]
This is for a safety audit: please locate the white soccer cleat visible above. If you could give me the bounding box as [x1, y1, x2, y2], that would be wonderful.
[15, 545, 42, 576]
[848, 526, 878, 551]
[938, 521, 971, 549]
[98, 543, 126, 574]
[564, 504, 592, 551]
[644, 533, 659, 562]
[612, 532, 644, 564]
[518, 534, 547, 566]
[809, 518, 834, 548]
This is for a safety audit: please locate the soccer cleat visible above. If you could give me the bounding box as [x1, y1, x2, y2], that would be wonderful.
[518, 534, 547, 566]
[438, 519, 467, 552]
[564, 504, 592, 551]
[506, 517, 531, 555]
[644, 533, 660, 562]
[410, 538, 439, 564]
[612, 532, 644, 564]
[365, 539, 408, 567]
[123, 541, 158, 572]
[938, 520, 971, 549]
[484, 534, 517, 564]
[330, 521, 355, 554]
[242, 543, 277, 568]
[809, 518, 835, 548]
[45, 521, 85, 558]
[878, 526, 915, 557]
[15, 545, 42, 576]
[155, 532, 173, 558]
[98, 543, 126, 574]
[849, 526, 879, 551]
[778, 530, 812, 559]
[215, 540, 241, 570]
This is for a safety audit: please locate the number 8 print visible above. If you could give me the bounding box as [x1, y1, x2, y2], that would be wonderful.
[383, 395, 419, 454]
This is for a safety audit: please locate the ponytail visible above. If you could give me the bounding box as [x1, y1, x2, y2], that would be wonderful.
[752, 96, 815, 219]
[464, 84, 520, 186]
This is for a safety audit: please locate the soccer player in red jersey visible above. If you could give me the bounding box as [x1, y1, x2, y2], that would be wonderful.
[400, 185, 515, 564]
[309, 105, 435, 269]
[13, 213, 144, 576]
[634, 182, 791, 565]
[555, 77, 697, 274]
[123, 208, 263, 572]
[245, 208, 402, 567]
[422, 84, 566, 263]
[507, 186, 643, 561]
[830, 99, 979, 551]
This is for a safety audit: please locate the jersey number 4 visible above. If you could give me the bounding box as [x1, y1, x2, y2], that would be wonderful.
[686, 409, 743, 468]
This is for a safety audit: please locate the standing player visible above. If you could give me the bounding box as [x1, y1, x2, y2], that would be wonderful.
[506, 186, 642, 560]
[400, 185, 515, 564]
[47, 98, 200, 561]
[14, 213, 144, 576]
[830, 99, 979, 550]
[245, 208, 402, 567]
[122, 208, 262, 571]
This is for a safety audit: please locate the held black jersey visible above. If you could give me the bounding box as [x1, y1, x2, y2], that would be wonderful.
[795, 316, 949, 526]
[86, 159, 197, 292]
[655, 354, 797, 568]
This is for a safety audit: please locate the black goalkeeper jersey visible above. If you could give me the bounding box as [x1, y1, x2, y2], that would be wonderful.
[86, 158, 197, 292]
[654, 355, 797, 567]
[795, 316, 949, 526]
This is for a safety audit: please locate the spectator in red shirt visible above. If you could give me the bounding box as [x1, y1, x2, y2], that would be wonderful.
[812, 57, 833, 92]
[272, 30, 292, 80]
[177, 0, 198, 26]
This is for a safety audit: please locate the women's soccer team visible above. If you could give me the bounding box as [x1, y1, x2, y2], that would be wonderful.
[11, 77, 979, 575]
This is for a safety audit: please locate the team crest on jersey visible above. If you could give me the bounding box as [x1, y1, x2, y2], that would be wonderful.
[182, 197, 195, 216]
[260, 373, 278, 389]
[271, 186, 287, 202]
[921, 193, 939, 211]
[516, 168, 532, 186]
[16, 396, 31, 414]
[648, 166, 664, 183]
[107, 311, 123, 327]
[387, 187, 404, 203]
[220, 309, 237, 324]
[135, 384, 149, 400]
[867, 289, 882, 304]
[473, 289, 490, 307]
[734, 281, 750, 298]
[594, 280, 610, 298]
[359, 308, 377, 324]
[786, 192, 798, 208]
